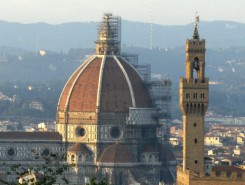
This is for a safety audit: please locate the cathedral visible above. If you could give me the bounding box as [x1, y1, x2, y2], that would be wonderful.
[0, 14, 175, 185]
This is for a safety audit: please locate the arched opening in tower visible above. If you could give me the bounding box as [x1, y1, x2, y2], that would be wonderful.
[193, 57, 199, 79]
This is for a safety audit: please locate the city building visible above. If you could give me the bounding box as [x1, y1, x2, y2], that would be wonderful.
[205, 136, 224, 147]
[176, 15, 245, 185]
[29, 101, 44, 112]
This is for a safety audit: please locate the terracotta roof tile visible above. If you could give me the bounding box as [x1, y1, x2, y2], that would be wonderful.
[58, 55, 152, 115]
[100, 57, 132, 112]
[58, 57, 101, 112]
[58, 58, 91, 111]
[212, 166, 245, 177]
[99, 143, 136, 163]
[68, 57, 102, 112]
[158, 144, 176, 162]
[143, 144, 156, 153]
[69, 143, 91, 153]
[0, 132, 62, 141]
[118, 57, 152, 108]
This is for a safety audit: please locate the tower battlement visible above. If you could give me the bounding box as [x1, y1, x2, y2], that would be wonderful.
[177, 166, 245, 184]
[186, 39, 205, 47]
[180, 78, 209, 86]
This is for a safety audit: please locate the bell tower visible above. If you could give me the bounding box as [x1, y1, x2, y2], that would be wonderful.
[179, 15, 209, 173]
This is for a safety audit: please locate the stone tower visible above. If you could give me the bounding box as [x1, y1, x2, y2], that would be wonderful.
[179, 15, 209, 173]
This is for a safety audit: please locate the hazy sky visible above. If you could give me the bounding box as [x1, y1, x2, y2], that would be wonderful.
[0, 0, 244, 25]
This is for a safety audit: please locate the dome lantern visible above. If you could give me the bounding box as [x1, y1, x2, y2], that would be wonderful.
[95, 13, 121, 55]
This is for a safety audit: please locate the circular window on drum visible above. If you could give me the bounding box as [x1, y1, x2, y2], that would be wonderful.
[42, 148, 51, 157]
[110, 126, 123, 140]
[6, 147, 16, 158]
[75, 126, 86, 138]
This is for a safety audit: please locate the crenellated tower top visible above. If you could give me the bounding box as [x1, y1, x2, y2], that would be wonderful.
[185, 14, 206, 81]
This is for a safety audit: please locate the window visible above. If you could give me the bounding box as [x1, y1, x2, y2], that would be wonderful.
[42, 148, 50, 157]
[71, 155, 75, 162]
[85, 154, 90, 161]
[110, 126, 122, 140]
[78, 155, 82, 161]
[186, 93, 190, 99]
[200, 93, 205, 99]
[149, 155, 153, 162]
[195, 160, 198, 164]
[75, 126, 86, 137]
[195, 139, 197, 143]
[7, 148, 16, 157]
[194, 123, 196, 127]
[193, 93, 198, 99]
[186, 104, 189, 111]
[194, 57, 199, 71]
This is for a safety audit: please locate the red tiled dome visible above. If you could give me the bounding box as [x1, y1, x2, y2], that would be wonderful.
[158, 144, 176, 162]
[142, 144, 156, 153]
[69, 143, 91, 154]
[58, 55, 152, 113]
[99, 143, 136, 163]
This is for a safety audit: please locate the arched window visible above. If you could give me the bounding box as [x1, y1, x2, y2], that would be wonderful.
[149, 155, 153, 162]
[78, 154, 82, 161]
[71, 154, 75, 162]
[190, 103, 193, 113]
[201, 104, 205, 114]
[194, 104, 197, 113]
[85, 154, 90, 161]
[194, 57, 199, 71]
[193, 57, 199, 79]
[186, 103, 189, 113]
[198, 104, 200, 114]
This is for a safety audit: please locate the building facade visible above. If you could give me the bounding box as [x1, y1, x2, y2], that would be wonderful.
[56, 13, 175, 185]
[0, 13, 175, 185]
[177, 15, 245, 185]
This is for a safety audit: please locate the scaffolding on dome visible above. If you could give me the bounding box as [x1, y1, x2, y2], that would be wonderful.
[95, 13, 121, 55]
[121, 53, 151, 83]
[121, 53, 172, 120]
[149, 79, 172, 141]
[149, 79, 172, 120]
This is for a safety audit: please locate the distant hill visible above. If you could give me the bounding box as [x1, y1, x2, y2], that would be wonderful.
[1, 46, 245, 83]
[1, 46, 245, 117]
[0, 18, 245, 117]
[0, 20, 245, 51]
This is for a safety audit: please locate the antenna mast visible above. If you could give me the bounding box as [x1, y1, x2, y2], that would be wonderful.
[149, 0, 153, 50]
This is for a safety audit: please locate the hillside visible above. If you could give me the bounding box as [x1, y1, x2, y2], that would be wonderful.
[1, 46, 245, 117]
[0, 20, 244, 51]
[0, 19, 245, 118]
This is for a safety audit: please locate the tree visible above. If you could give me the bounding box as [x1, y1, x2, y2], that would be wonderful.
[0, 151, 71, 185]
[85, 177, 108, 185]
[0, 151, 109, 185]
